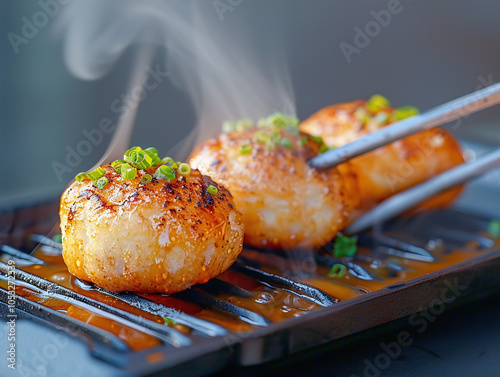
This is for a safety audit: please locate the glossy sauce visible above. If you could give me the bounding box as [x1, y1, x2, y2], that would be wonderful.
[0, 231, 496, 350]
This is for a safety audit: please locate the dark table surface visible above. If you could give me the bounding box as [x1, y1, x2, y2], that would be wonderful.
[214, 290, 500, 377]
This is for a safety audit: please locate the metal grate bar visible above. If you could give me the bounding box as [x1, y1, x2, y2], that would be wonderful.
[231, 262, 337, 306]
[74, 278, 227, 337]
[198, 278, 253, 298]
[0, 286, 129, 356]
[356, 234, 437, 262]
[0, 261, 191, 347]
[175, 288, 270, 327]
[0, 244, 46, 265]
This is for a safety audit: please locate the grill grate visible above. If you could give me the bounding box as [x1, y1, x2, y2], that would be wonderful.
[1, 207, 500, 376]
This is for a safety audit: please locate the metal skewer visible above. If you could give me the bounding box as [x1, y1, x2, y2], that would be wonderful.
[309, 82, 500, 170]
[344, 148, 500, 235]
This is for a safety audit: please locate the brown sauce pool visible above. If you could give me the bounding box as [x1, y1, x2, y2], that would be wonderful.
[1, 230, 497, 351]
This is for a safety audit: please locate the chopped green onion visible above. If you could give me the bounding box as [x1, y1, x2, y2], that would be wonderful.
[488, 219, 500, 238]
[318, 144, 330, 154]
[124, 146, 154, 169]
[240, 144, 252, 154]
[333, 233, 358, 258]
[161, 157, 175, 166]
[367, 94, 391, 113]
[222, 118, 254, 133]
[255, 130, 272, 144]
[257, 112, 299, 129]
[236, 118, 253, 131]
[394, 105, 420, 121]
[75, 172, 89, 182]
[311, 135, 323, 144]
[52, 234, 62, 243]
[177, 163, 191, 177]
[111, 160, 127, 173]
[163, 317, 176, 326]
[300, 136, 308, 147]
[88, 167, 105, 181]
[121, 164, 137, 180]
[140, 174, 152, 185]
[279, 137, 293, 149]
[354, 107, 367, 122]
[145, 147, 158, 157]
[171, 163, 179, 169]
[207, 185, 218, 195]
[222, 120, 236, 133]
[155, 165, 176, 181]
[144, 147, 162, 166]
[375, 112, 389, 124]
[327, 263, 347, 278]
[271, 131, 281, 145]
[96, 176, 109, 190]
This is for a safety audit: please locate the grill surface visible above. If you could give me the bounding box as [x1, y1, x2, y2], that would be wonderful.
[1, 203, 500, 376]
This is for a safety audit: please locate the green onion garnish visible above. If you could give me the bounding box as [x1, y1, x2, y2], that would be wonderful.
[52, 234, 62, 243]
[111, 160, 127, 173]
[222, 118, 254, 133]
[145, 147, 158, 156]
[240, 144, 252, 155]
[327, 263, 347, 278]
[300, 136, 308, 147]
[155, 165, 176, 181]
[311, 135, 323, 144]
[236, 118, 253, 131]
[279, 137, 293, 149]
[333, 233, 358, 258]
[207, 185, 218, 195]
[257, 112, 299, 129]
[375, 112, 389, 124]
[367, 94, 391, 113]
[222, 120, 236, 133]
[144, 147, 162, 166]
[87, 167, 105, 181]
[75, 167, 105, 182]
[140, 174, 152, 185]
[354, 107, 367, 122]
[255, 130, 272, 144]
[394, 105, 420, 121]
[177, 163, 191, 177]
[161, 157, 175, 166]
[488, 219, 500, 238]
[75, 172, 89, 182]
[124, 146, 154, 169]
[96, 176, 109, 190]
[318, 144, 330, 154]
[121, 164, 137, 181]
[163, 317, 176, 326]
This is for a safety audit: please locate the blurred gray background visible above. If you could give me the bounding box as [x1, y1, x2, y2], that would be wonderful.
[1, 0, 500, 209]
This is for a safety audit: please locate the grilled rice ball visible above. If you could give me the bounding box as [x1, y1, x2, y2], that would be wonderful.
[189, 117, 360, 250]
[60, 163, 244, 294]
[300, 97, 465, 209]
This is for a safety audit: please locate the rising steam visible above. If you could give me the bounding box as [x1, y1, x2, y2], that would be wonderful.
[57, 0, 295, 158]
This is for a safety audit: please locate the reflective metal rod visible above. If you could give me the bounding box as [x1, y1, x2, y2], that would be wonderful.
[344, 148, 500, 234]
[309, 83, 500, 170]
